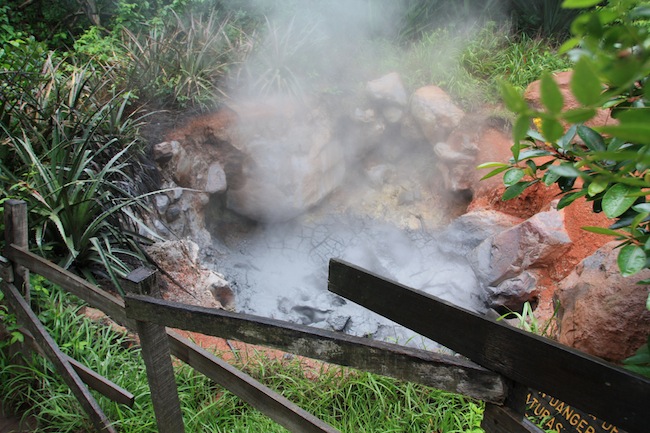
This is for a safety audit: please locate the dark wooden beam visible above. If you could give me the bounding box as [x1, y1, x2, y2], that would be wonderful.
[137, 320, 186, 433]
[1, 280, 117, 433]
[124, 294, 506, 403]
[4, 244, 132, 328]
[482, 404, 545, 433]
[19, 330, 135, 407]
[328, 258, 650, 433]
[167, 332, 341, 433]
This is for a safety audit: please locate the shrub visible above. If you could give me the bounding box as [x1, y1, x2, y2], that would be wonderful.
[120, 9, 237, 109]
[480, 0, 650, 375]
[1, 54, 156, 293]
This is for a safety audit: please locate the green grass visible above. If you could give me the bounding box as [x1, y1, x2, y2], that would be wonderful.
[1, 277, 484, 432]
[353, 21, 572, 112]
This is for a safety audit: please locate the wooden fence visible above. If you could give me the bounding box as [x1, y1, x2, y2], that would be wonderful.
[1, 199, 649, 433]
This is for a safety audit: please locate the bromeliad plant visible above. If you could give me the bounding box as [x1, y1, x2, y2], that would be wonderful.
[479, 0, 650, 375]
[1, 52, 157, 294]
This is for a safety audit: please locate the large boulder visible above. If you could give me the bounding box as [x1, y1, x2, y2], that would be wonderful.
[226, 98, 346, 222]
[410, 85, 465, 144]
[555, 241, 650, 362]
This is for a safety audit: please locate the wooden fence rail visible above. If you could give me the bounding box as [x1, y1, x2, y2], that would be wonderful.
[3, 200, 649, 433]
[328, 258, 650, 433]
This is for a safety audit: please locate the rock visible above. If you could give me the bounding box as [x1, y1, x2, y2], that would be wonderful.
[434, 142, 475, 164]
[555, 241, 650, 362]
[442, 210, 522, 253]
[154, 194, 170, 214]
[351, 107, 387, 149]
[469, 208, 572, 287]
[174, 146, 206, 190]
[435, 157, 474, 191]
[365, 72, 408, 107]
[205, 162, 227, 194]
[382, 106, 404, 123]
[365, 164, 393, 186]
[153, 140, 179, 164]
[410, 86, 465, 144]
[165, 205, 181, 222]
[204, 272, 235, 310]
[226, 99, 346, 222]
[485, 271, 539, 312]
[525, 71, 617, 130]
[146, 239, 235, 310]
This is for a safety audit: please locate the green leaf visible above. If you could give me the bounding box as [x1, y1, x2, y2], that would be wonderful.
[633, 204, 650, 213]
[499, 81, 527, 113]
[556, 125, 578, 151]
[480, 165, 510, 180]
[503, 168, 525, 187]
[513, 115, 530, 144]
[516, 149, 553, 160]
[602, 183, 638, 218]
[617, 244, 646, 277]
[562, 0, 602, 8]
[582, 226, 624, 237]
[561, 108, 597, 124]
[577, 125, 606, 151]
[557, 190, 588, 209]
[587, 178, 608, 196]
[477, 162, 509, 169]
[543, 169, 562, 186]
[597, 123, 650, 145]
[571, 57, 602, 106]
[541, 118, 564, 143]
[624, 344, 650, 364]
[540, 72, 564, 114]
[558, 37, 580, 55]
[502, 180, 537, 201]
[548, 163, 581, 178]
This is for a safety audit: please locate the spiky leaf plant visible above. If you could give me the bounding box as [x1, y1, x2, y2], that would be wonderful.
[120, 9, 236, 110]
[1, 53, 157, 294]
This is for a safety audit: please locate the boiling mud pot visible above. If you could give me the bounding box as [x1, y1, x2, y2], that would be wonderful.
[213, 213, 485, 349]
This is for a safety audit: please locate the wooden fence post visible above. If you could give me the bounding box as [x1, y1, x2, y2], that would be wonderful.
[482, 382, 543, 433]
[125, 268, 185, 433]
[4, 200, 30, 303]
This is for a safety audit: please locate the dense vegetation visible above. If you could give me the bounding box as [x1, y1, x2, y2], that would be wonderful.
[3, 0, 646, 431]
[482, 0, 650, 377]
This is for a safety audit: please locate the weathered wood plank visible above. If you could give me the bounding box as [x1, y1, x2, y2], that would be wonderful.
[65, 355, 135, 408]
[124, 294, 506, 403]
[328, 258, 650, 433]
[19, 330, 135, 407]
[1, 280, 117, 433]
[482, 404, 544, 433]
[4, 200, 30, 302]
[4, 244, 132, 328]
[136, 320, 186, 433]
[167, 331, 341, 433]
